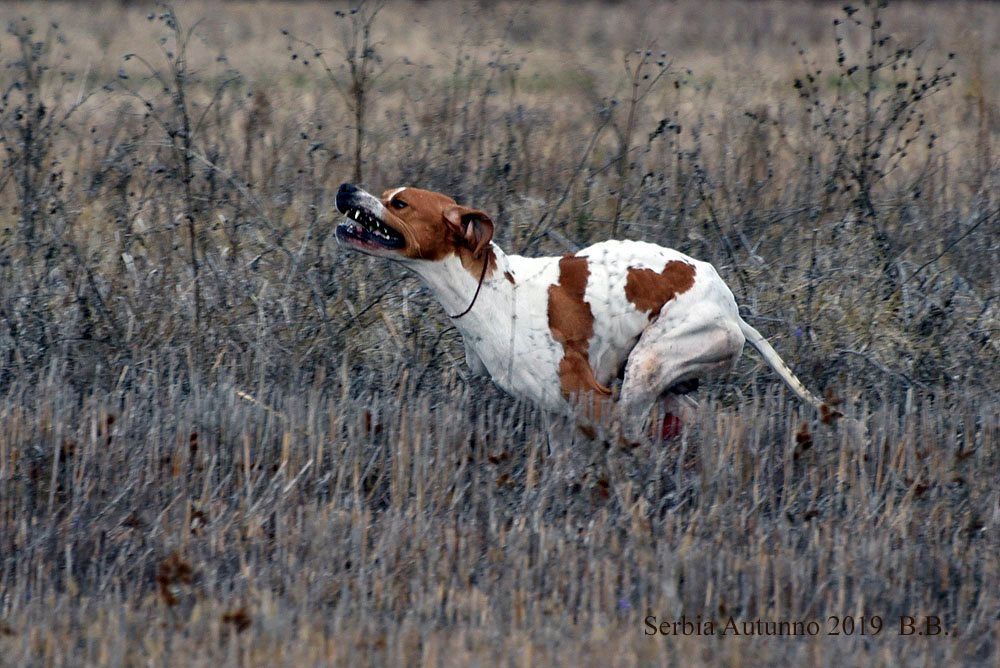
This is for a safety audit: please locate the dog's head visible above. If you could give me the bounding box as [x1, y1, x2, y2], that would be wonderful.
[335, 183, 494, 262]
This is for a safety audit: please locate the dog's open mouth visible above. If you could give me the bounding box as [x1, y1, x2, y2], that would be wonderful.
[336, 206, 406, 250]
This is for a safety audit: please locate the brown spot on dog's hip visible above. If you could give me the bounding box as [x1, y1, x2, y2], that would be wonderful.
[624, 260, 697, 320]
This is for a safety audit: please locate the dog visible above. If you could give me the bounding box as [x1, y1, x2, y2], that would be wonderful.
[335, 183, 835, 438]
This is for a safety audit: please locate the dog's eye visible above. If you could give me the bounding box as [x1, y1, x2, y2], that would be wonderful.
[390, 199, 407, 210]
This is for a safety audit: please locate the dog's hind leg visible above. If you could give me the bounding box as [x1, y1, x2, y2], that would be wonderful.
[617, 311, 744, 441]
[656, 393, 699, 440]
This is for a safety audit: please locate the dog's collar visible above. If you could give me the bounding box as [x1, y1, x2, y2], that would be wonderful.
[448, 253, 489, 319]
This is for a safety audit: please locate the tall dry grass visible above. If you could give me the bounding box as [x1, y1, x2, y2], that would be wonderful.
[0, 369, 995, 665]
[0, 0, 997, 665]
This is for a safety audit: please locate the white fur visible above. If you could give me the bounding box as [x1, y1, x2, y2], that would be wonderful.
[407, 247, 567, 410]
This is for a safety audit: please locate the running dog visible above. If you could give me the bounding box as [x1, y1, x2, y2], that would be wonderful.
[335, 183, 836, 438]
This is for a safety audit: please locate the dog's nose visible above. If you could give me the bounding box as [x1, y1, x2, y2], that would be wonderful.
[336, 183, 359, 212]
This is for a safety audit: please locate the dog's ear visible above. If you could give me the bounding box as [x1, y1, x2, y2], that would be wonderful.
[443, 205, 495, 258]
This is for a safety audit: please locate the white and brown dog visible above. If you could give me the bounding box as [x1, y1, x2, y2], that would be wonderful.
[336, 183, 835, 438]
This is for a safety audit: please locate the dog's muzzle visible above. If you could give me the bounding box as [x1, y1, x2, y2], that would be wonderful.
[335, 183, 406, 250]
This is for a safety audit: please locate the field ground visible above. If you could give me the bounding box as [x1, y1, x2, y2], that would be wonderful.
[0, 1, 997, 665]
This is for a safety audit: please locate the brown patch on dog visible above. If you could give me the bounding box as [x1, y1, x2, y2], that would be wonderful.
[376, 187, 496, 279]
[504, 271, 515, 285]
[457, 244, 497, 282]
[379, 187, 454, 261]
[624, 260, 697, 321]
[547, 256, 611, 403]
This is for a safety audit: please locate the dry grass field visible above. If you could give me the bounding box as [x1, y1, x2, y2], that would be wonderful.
[0, 0, 997, 665]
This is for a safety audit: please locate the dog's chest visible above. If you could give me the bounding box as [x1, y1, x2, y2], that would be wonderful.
[457, 256, 567, 409]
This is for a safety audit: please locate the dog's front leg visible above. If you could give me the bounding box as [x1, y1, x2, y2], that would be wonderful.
[462, 339, 489, 377]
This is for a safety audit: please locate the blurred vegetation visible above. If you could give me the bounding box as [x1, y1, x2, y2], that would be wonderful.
[0, 0, 994, 399]
[0, 1, 996, 664]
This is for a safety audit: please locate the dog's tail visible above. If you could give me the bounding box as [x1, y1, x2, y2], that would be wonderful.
[738, 318, 840, 421]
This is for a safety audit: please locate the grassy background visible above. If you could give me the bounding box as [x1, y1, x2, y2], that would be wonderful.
[0, 1, 997, 665]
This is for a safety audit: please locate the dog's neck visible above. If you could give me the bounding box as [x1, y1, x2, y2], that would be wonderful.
[405, 244, 514, 324]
